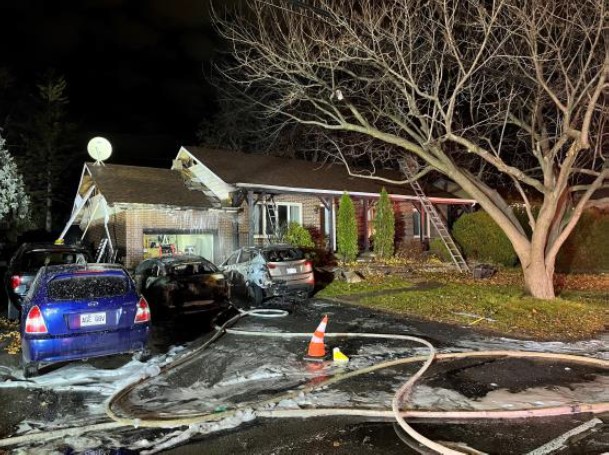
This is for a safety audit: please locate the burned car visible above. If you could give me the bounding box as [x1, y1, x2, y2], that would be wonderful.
[5, 242, 92, 320]
[220, 245, 314, 306]
[134, 255, 227, 317]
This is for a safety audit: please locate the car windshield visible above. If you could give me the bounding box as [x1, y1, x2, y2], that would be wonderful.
[23, 251, 88, 272]
[47, 275, 129, 300]
[169, 261, 218, 276]
[262, 248, 304, 262]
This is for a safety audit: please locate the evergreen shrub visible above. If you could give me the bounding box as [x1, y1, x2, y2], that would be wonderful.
[337, 192, 358, 261]
[452, 210, 517, 266]
[556, 208, 609, 273]
[429, 238, 451, 262]
[285, 222, 315, 248]
[373, 188, 395, 258]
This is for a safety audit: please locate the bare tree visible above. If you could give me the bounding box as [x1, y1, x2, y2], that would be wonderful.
[215, 0, 609, 299]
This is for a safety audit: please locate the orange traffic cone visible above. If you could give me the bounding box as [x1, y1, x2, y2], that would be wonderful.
[304, 315, 328, 362]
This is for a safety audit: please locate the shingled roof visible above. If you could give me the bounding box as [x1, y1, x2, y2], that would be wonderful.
[183, 147, 462, 199]
[87, 163, 214, 209]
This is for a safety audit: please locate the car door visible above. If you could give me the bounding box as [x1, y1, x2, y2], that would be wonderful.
[221, 250, 243, 298]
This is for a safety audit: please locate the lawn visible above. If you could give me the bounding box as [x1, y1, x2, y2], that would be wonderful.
[317, 267, 609, 340]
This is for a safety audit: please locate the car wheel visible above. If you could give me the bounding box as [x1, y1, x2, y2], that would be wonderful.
[23, 362, 39, 378]
[247, 284, 264, 307]
[7, 300, 19, 321]
[134, 348, 151, 362]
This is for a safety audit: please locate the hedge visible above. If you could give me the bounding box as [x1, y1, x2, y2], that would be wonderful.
[452, 210, 518, 266]
[556, 208, 609, 273]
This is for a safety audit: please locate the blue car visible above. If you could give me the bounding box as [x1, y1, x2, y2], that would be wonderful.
[20, 263, 151, 377]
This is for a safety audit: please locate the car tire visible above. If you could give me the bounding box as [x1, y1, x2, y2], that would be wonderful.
[247, 284, 264, 307]
[7, 300, 19, 321]
[23, 362, 39, 378]
[134, 348, 151, 362]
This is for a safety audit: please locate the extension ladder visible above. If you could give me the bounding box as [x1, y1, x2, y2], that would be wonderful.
[95, 238, 109, 263]
[402, 163, 470, 273]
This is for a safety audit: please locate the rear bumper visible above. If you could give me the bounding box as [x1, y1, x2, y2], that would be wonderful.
[22, 324, 150, 364]
[266, 281, 314, 298]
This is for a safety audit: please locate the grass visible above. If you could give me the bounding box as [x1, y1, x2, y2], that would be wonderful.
[317, 268, 609, 340]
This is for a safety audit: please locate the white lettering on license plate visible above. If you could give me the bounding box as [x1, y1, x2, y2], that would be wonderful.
[286, 267, 297, 274]
[80, 312, 106, 327]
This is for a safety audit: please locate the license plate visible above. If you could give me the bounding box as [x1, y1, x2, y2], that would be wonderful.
[286, 267, 297, 274]
[80, 312, 106, 327]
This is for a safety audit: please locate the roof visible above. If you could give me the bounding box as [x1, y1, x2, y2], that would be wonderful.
[183, 147, 468, 201]
[86, 163, 214, 209]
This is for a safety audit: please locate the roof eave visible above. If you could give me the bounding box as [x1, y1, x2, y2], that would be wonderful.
[234, 183, 477, 205]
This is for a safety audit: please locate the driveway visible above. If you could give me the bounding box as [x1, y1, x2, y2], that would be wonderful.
[0, 296, 608, 454]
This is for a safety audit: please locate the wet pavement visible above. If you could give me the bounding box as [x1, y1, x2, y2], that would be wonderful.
[0, 294, 608, 454]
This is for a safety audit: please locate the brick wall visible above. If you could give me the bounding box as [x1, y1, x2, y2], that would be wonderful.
[237, 193, 321, 247]
[233, 192, 451, 253]
[84, 198, 455, 267]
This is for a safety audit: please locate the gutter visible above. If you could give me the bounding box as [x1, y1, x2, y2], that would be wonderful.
[234, 183, 477, 205]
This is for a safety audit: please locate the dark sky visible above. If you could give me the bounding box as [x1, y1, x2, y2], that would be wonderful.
[0, 0, 228, 166]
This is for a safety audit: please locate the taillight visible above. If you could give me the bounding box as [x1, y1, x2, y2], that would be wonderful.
[25, 306, 48, 334]
[267, 263, 277, 269]
[304, 260, 313, 271]
[134, 297, 151, 323]
[10, 275, 21, 290]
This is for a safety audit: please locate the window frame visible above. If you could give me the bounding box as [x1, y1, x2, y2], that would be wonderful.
[254, 202, 304, 238]
[412, 208, 431, 238]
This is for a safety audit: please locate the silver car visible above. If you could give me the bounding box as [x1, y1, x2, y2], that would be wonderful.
[220, 245, 314, 305]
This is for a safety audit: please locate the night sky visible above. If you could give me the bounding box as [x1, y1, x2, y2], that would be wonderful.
[0, 0, 228, 166]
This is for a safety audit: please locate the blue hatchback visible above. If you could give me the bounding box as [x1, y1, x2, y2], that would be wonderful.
[20, 264, 151, 377]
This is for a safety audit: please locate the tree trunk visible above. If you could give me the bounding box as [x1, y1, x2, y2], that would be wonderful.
[522, 257, 555, 300]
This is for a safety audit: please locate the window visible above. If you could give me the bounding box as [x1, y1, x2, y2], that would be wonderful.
[224, 251, 239, 266]
[262, 248, 304, 262]
[142, 232, 214, 260]
[413, 209, 430, 238]
[48, 276, 129, 300]
[255, 202, 303, 236]
[238, 250, 253, 263]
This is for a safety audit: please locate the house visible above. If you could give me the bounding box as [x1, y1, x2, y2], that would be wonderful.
[61, 147, 476, 268]
[60, 163, 236, 267]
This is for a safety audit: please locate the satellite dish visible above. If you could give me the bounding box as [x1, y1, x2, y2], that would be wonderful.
[87, 137, 112, 164]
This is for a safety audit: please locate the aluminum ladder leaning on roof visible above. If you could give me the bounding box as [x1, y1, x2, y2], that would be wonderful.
[400, 160, 470, 273]
[264, 194, 280, 244]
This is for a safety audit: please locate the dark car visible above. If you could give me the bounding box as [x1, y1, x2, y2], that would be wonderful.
[220, 245, 314, 306]
[20, 263, 151, 377]
[5, 242, 92, 320]
[134, 255, 227, 317]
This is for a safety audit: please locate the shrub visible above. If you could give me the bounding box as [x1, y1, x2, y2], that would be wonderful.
[373, 188, 395, 258]
[305, 225, 327, 249]
[337, 192, 358, 261]
[285, 222, 315, 248]
[556, 208, 609, 273]
[452, 210, 518, 266]
[395, 239, 428, 261]
[429, 238, 452, 262]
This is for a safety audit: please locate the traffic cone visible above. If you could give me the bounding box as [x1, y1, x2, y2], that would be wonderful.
[304, 315, 328, 362]
[332, 347, 349, 365]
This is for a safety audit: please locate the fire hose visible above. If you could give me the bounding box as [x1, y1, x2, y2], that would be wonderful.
[1, 307, 608, 454]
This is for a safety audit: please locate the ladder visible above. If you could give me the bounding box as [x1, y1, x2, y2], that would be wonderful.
[95, 238, 109, 263]
[402, 162, 470, 273]
[265, 195, 280, 244]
